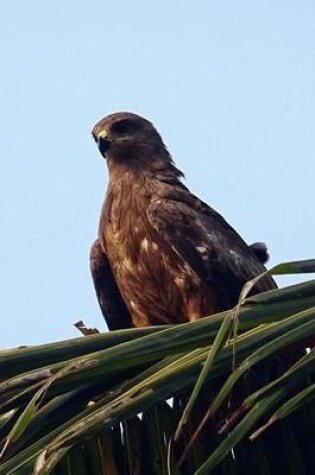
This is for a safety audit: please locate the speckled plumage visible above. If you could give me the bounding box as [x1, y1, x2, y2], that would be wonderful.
[90, 112, 276, 329]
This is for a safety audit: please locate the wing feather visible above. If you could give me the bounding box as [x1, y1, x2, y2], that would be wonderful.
[90, 239, 133, 330]
[147, 189, 276, 309]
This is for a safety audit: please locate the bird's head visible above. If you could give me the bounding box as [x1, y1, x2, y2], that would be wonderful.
[91, 112, 182, 176]
[92, 112, 164, 160]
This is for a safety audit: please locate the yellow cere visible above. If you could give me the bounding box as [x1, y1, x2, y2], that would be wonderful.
[98, 129, 108, 140]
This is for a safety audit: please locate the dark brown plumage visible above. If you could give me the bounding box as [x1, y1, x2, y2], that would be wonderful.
[90, 112, 276, 330]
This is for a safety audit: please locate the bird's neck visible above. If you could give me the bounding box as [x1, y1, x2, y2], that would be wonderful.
[106, 147, 184, 184]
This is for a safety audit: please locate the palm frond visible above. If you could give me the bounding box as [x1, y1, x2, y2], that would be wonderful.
[0, 260, 314, 474]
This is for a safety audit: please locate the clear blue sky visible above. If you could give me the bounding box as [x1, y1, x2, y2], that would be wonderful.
[1, 2, 314, 348]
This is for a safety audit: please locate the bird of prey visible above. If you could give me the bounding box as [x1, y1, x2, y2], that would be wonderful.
[90, 112, 276, 330]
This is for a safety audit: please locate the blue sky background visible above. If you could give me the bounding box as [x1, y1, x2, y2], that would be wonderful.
[1, 1, 314, 348]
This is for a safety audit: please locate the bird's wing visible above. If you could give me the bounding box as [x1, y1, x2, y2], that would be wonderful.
[147, 188, 276, 310]
[90, 239, 133, 330]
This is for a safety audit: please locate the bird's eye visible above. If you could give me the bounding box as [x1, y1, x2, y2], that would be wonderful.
[111, 119, 136, 135]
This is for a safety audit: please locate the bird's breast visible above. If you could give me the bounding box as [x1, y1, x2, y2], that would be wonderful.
[99, 179, 219, 326]
[101, 209, 218, 326]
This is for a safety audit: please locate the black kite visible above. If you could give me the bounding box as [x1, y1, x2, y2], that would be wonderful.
[90, 112, 276, 329]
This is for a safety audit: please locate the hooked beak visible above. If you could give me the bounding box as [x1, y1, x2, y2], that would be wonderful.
[96, 129, 111, 155]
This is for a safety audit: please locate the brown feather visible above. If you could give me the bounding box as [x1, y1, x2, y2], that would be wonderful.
[90, 112, 276, 329]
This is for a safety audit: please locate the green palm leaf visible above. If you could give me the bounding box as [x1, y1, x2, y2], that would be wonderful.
[0, 259, 314, 474]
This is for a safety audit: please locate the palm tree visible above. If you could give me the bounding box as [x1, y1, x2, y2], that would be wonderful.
[0, 260, 314, 474]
